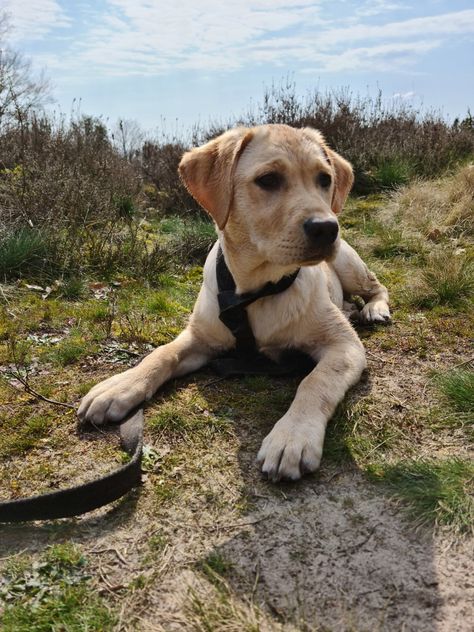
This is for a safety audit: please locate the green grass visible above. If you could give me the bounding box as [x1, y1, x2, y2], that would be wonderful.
[0, 414, 52, 459]
[411, 253, 474, 308]
[373, 158, 414, 190]
[60, 277, 86, 301]
[46, 337, 91, 366]
[371, 227, 420, 260]
[148, 398, 231, 440]
[146, 291, 180, 315]
[323, 396, 405, 466]
[435, 368, 474, 414]
[199, 552, 234, 584]
[0, 229, 50, 279]
[0, 544, 116, 631]
[368, 458, 474, 534]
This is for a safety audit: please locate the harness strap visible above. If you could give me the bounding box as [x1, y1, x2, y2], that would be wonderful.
[216, 246, 300, 354]
[0, 409, 143, 523]
[213, 246, 315, 377]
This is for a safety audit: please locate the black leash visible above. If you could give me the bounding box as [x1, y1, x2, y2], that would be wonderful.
[0, 246, 314, 522]
[210, 246, 316, 377]
[0, 409, 143, 523]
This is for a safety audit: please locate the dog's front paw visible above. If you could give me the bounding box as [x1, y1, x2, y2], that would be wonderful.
[77, 369, 149, 425]
[256, 417, 325, 482]
[359, 299, 391, 324]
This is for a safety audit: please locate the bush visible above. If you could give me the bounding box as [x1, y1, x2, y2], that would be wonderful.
[1, 75, 473, 284]
[134, 83, 474, 212]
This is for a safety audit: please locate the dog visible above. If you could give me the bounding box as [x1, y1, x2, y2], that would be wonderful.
[78, 124, 390, 481]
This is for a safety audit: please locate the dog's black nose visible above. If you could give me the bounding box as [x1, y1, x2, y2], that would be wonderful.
[303, 219, 339, 246]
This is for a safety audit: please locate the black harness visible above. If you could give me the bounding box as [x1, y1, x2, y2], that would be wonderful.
[210, 246, 316, 377]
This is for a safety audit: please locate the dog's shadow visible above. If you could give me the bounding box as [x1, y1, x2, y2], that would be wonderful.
[192, 367, 442, 631]
[0, 354, 442, 630]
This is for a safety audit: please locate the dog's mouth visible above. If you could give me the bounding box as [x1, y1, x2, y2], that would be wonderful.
[299, 242, 338, 265]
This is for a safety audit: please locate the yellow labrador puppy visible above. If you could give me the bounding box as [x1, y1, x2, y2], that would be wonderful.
[78, 124, 390, 481]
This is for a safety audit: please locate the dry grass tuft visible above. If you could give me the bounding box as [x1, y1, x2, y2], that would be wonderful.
[392, 164, 474, 239]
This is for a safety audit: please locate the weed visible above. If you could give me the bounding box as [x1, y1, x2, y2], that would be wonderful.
[148, 533, 168, 552]
[368, 458, 474, 534]
[60, 277, 85, 301]
[323, 396, 404, 466]
[146, 291, 178, 315]
[149, 407, 190, 435]
[199, 552, 234, 584]
[373, 158, 413, 190]
[187, 580, 270, 632]
[0, 544, 116, 631]
[369, 223, 422, 260]
[114, 194, 135, 219]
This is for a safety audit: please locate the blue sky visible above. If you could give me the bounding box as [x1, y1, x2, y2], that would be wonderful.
[2, 1, 473, 133]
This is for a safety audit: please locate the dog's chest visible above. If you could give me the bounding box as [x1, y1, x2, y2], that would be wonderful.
[246, 269, 325, 346]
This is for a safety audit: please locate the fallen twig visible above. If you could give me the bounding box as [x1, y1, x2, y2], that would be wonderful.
[7, 372, 75, 409]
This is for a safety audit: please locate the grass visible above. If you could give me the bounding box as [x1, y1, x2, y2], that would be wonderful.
[45, 336, 92, 366]
[148, 396, 232, 442]
[404, 251, 474, 309]
[434, 367, 474, 414]
[187, 579, 275, 632]
[392, 164, 474, 239]
[0, 168, 473, 629]
[372, 158, 414, 190]
[0, 544, 116, 631]
[0, 229, 50, 279]
[368, 458, 474, 534]
[0, 413, 52, 459]
[199, 552, 234, 584]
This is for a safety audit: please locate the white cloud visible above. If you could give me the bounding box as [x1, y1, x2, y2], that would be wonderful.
[392, 91, 416, 100]
[355, 0, 408, 19]
[311, 41, 441, 73]
[3, 1, 474, 77]
[317, 9, 474, 47]
[1, 0, 70, 41]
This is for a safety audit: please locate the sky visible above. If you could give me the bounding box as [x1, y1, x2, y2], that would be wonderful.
[1, 0, 473, 134]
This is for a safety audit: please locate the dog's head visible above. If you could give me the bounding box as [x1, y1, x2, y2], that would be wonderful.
[178, 124, 353, 266]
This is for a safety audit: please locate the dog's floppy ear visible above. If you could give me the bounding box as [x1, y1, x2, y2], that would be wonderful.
[302, 127, 354, 215]
[325, 147, 354, 215]
[178, 127, 254, 229]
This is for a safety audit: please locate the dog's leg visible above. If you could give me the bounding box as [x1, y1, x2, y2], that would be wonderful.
[332, 239, 390, 324]
[78, 327, 215, 425]
[257, 333, 366, 481]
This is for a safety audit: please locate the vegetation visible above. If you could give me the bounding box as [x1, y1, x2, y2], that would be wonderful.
[368, 459, 474, 534]
[0, 26, 473, 632]
[434, 367, 474, 414]
[0, 544, 115, 631]
[1, 44, 473, 286]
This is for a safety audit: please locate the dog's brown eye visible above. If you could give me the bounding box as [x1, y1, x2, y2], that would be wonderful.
[255, 172, 283, 191]
[317, 172, 332, 189]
